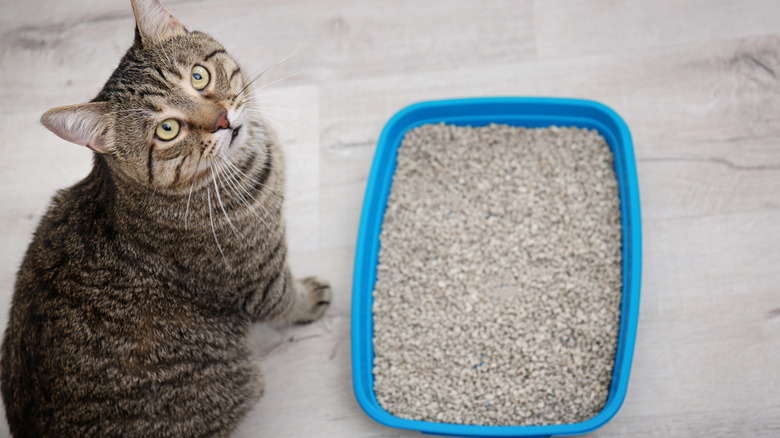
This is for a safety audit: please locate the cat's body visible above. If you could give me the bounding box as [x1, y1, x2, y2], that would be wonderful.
[0, 1, 330, 436]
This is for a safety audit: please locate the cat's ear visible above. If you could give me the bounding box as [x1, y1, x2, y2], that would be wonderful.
[41, 102, 113, 154]
[131, 0, 186, 45]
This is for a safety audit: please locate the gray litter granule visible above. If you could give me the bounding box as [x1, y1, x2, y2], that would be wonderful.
[371, 123, 622, 426]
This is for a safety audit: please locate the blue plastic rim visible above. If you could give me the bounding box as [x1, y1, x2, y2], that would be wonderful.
[351, 97, 641, 438]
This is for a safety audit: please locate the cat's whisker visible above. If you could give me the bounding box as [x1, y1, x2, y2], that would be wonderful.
[255, 120, 294, 139]
[246, 106, 305, 119]
[244, 97, 300, 114]
[239, 68, 310, 101]
[244, 104, 300, 114]
[215, 157, 275, 227]
[158, 41, 176, 70]
[244, 98, 299, 108]
[252, 111, 294, 124]
[106, 108, 154, 115]
[224, 150, 276, 175]
[214, 156, 275, 229]
[235, 56, 291, 98]
[245, 107, 306, 125]
[247, 111, 310, 140]
[259, 68, 309, 91]
[184, 152, 204, 230]
[248, 105, 303, 113]
[211, 165, 245, 240]
[214, 159, 263, 221]
[219, 154, 282, 220]
[262, 110, 316, 130]
[237, 65, 275, 97]
[213, 159, 249, 208]
[246, 98, 291, 103]
[219, 155, 282, 216]
[221, 153, 284, 202]
[206, 185, 230, 268]
[237, 31, 307, 98]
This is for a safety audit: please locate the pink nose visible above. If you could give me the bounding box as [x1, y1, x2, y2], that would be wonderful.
[213, 111, 230, 132]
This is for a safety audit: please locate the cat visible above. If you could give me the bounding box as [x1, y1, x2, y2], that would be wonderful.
[0, 0, 331, 436]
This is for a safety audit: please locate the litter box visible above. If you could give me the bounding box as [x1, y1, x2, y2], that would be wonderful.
[351, 97, 641, 437]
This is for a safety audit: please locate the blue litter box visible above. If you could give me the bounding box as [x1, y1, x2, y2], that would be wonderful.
[351, 97, 641, 437]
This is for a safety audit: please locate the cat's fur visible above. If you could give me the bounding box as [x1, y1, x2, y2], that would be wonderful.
[0, 0, 331, 436]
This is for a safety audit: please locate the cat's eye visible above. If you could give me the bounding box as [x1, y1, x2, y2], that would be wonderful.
[191, 65, 210, 90]
[156, 119, 180, 141]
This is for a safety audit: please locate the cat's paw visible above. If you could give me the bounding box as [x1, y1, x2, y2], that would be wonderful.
[296, 276, 332, 324]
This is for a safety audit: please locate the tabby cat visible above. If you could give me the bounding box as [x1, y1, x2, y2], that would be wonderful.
[0, 0, 331, 436]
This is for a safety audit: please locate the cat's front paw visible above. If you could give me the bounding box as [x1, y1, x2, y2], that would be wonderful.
[296, 276, 332, 324]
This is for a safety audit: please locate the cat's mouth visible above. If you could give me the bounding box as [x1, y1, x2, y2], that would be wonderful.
[230, 125, 241, 146]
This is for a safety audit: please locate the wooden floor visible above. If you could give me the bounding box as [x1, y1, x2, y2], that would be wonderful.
[1, 0, 779, 436]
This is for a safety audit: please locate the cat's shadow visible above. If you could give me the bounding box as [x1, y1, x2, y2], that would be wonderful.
[250, 312, 340, 359]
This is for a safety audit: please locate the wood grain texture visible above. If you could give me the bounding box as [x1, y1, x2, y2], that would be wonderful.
[1, 0, 779, 436]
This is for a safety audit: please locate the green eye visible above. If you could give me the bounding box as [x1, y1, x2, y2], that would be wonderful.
[156, 119, 180, 141]
[191, 65, 210, 90]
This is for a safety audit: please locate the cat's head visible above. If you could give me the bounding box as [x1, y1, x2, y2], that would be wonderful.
[41, 0, 255, 193]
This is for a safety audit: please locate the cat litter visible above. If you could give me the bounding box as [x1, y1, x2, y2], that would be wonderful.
[370, 122, 622, 427]
[352, 97, 641, 437]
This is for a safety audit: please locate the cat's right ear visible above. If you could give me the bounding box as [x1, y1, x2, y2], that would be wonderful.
[41, 102, 113, 154]
[131, 0, 186, 45]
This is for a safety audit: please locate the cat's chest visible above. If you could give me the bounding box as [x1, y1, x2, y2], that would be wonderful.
[138, 218, 283, 301]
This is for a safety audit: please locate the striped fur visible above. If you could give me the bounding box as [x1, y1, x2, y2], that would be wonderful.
[0, 1, 330, 437]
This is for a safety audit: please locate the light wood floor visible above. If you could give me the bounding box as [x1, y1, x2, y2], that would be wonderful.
[1, 0, 779, 436]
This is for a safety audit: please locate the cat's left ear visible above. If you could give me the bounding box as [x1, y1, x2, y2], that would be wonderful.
[41, 102, 113, 154]
[131, 0, 186, 45]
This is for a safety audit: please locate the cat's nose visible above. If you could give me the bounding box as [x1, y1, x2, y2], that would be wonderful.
[212, 111, 230, 132]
